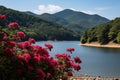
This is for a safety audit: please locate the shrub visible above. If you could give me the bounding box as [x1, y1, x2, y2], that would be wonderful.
[0, 14, 81, 80]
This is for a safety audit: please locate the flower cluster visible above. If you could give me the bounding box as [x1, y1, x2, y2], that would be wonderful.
[0, 14, 82, 80]
[66, 48, 75, 53]
[55, 53, 81, 77]
[0, 14, 6, 20]
[8, 22, 19, 28]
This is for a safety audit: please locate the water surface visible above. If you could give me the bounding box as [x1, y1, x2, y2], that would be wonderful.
[36, 41, 120, 77]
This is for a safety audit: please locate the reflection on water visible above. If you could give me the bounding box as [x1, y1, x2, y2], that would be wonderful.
[37, 41, 120, 77]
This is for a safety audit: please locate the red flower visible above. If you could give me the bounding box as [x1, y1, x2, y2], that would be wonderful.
[27, 65, 34, 71]
[33, 55, 40, 63]
[7, 41, 16, 48]
[5, 48, 15, 55]
[55, 53, 70, 61]
[36, 68, 45, 80]
[71, 62, 81, 71]
[0, 14, 6, 20]
[47, 72, 51, 77]
[23, 53, 31, 63]
[18, 55, 24, 60]
[66, 48, 75, 53]
[29, 38, 36, 44]
[17, 31, 25, 38]
[8, 22, 19, 28]
[18, 54, 31, 63]
[45, 43, 53, 51]
[22, 41, 30, 48]
[74, 56, 82, 63]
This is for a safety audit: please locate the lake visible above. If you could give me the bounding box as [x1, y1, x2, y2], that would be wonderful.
[36, 41, 120, 77]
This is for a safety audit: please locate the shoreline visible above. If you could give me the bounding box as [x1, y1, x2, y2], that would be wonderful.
[80, 42, 120, 48]
[68, 74, 120, 80]
[68, 75, 120, 80]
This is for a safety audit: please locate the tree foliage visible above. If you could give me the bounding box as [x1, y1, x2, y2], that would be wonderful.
[0, 6, 79, 41]
[39, 9, 109, 34]
[81, 17, 120, 44]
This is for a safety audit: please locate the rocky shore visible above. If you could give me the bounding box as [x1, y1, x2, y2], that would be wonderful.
[80, 42, 120, 48]
[68, 75, 120, 80]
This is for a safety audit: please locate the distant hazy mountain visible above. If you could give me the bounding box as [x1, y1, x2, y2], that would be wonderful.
[0, 6, 79, 41]
[38, 9, 110, 34]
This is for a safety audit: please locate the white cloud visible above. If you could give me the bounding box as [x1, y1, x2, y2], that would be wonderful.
[34, 4, 63, 14]
[81, 10, 96, 14]
[69, 8, 77, 11]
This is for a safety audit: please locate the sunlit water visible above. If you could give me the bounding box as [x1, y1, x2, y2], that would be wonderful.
[36, 41, 120, 77]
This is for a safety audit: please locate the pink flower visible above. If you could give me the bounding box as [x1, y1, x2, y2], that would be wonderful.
[66, 48, 75, 53]
[33, 54, 42, 63]
[66, 61, 72, 68]
[29, 38, 36, 44]
[17, 43, 24, 49]
[7, 41, 16, 48]
[45, 43, 53, 51]
[8, 22, 19, 28]
[71, 62, 81, 71]
[40, 48, 49, 57]
[5, 48, 15, 55]
[18, 55, 24, 60]
[33, 45, 42, 51]
[74, 56, 82, 63]
[36, 68, 45, 80]
[17, 31, 25, 38]
[55, 53, 70, 61]
[47, 72, 51, 77]
[12, 35, 16, 39]
[18, 54, 31, 63]
[22, 41, 31, 48]
[23, 53, 31, 63]
[0, 14, 6, 20]
[2, 32, 8, 40]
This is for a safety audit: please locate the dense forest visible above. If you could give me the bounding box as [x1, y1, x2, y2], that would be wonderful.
[38, 9, 109, 35]
[81, 17, 120, 44]
[0, 6, 80, 41]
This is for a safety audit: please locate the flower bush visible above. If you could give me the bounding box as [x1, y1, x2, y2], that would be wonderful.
[0, 14, 82, 80]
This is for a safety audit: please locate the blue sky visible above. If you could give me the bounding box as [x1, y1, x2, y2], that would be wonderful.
[0, 0, 120, 20]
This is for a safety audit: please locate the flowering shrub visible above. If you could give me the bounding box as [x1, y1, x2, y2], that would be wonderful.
[0, 14, 82, 80]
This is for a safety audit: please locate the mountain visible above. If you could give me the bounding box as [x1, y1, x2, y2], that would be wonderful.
[40, 13, 68, 26]
[0, 6, 79, 41]
[81, 17, 120, 44]
[25, 11, 37, 16]
[39, 9, 110, 34]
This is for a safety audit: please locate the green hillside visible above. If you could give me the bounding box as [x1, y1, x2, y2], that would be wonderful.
[38, 9, 109, 34]
[81, 17, 120, 44]
[0, 6, 80, 41]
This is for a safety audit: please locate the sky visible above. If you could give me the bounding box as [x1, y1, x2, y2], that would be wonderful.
[0, 0, 120, 20]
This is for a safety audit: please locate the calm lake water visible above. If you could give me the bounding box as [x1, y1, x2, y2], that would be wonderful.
[36, 41, 120, 77]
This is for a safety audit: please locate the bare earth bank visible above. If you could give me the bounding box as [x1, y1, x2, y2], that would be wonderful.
[80, 42, 120, 48]
[68, 75, 120, 80]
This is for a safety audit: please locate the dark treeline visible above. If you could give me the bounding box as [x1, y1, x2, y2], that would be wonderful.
[0, 6, 80, 41]
[81, 17, 120, 44]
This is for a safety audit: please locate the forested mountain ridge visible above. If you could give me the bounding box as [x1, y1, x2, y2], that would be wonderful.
[81, 17, 120, 44]
[0, 6, 80, 41]
[38, 9, 109, 34]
